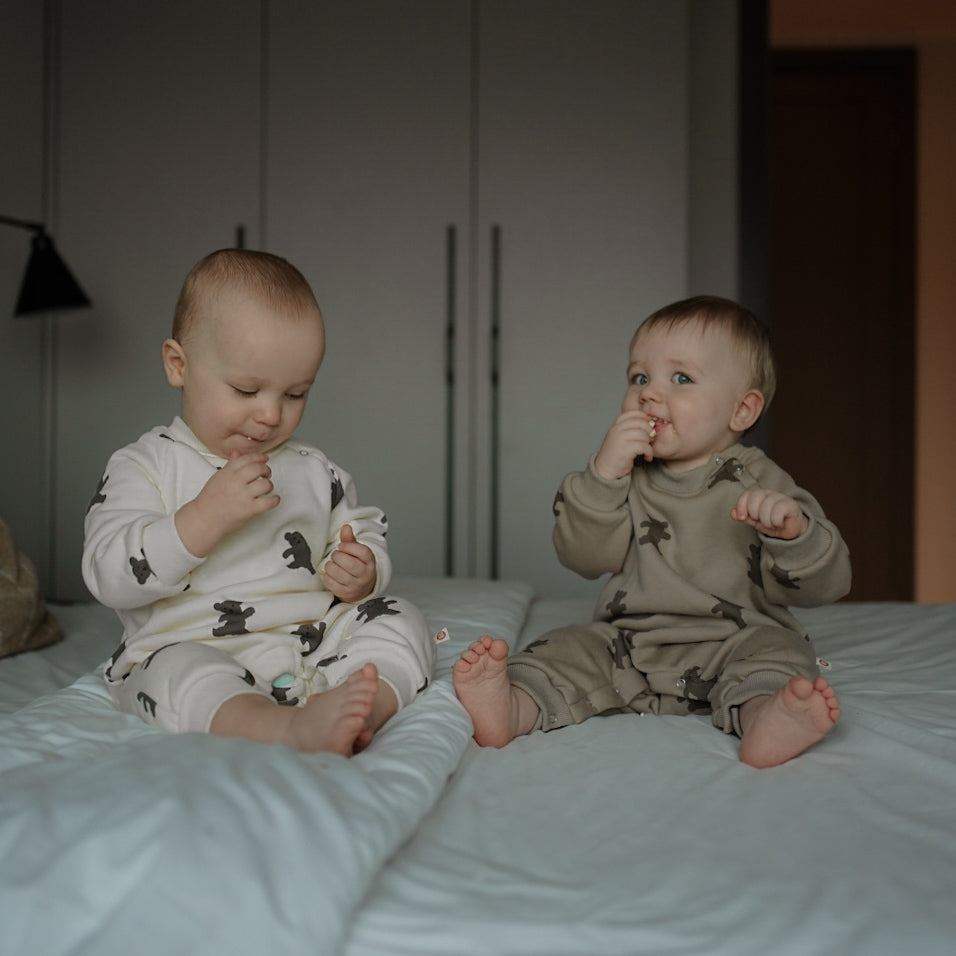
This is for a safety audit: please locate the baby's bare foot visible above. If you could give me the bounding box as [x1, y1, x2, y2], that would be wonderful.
[353, 680, 400, 753]
[286, 663, 379, 755]
[453, 636, 518, 748]
[738, 675, 840, 768]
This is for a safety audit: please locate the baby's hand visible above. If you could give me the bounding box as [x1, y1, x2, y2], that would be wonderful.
[731, 487, 809, 540]
[322, 524, 377, 603]
[594, 410, 656, 480]
[176, 451, 279, 557]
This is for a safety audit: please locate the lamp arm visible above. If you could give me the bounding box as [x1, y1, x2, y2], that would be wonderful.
[0, 214, 45, 233]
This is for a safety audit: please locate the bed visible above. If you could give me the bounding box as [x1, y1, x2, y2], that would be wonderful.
[2, 575, 955, 955]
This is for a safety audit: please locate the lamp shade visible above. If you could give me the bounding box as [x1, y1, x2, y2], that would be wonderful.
[15, 232, 91, 316]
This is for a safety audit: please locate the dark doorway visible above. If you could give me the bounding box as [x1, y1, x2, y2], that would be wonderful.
[769, 49, 915, 601]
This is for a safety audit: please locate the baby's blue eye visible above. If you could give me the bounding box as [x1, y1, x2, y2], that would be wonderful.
[632, 373, 648, 386]
[672, 372, 692, 385]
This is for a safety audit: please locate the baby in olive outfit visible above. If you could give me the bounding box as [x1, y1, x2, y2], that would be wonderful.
[454, 295, 850, 768]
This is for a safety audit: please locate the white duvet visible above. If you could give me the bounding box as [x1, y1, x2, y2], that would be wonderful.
[0, 577, 532, 956]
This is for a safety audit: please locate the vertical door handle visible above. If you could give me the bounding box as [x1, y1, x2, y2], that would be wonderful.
[489, 225, 502, 579]
[444, 226, 457, 576]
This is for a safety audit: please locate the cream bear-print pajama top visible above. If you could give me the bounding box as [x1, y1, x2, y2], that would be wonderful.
[83, 417, 435, 734]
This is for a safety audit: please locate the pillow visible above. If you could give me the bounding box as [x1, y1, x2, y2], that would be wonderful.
[0, 516, 61, 658]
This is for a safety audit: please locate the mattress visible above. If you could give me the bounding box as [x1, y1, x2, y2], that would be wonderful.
[2, 577, 954, 955]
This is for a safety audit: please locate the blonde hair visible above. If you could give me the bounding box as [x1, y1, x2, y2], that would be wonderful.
[172, 249, 322, 343]
[632, 295, 777, 413]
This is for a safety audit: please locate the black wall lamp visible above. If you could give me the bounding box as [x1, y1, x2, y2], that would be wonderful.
[0, 214, 91, 316]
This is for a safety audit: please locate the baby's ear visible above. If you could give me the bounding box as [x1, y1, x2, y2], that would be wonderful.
[162, 338, 186, 387]
[731, 388, 764, 433]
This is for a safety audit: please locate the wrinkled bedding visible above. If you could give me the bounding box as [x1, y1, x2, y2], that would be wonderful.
[347, 599, 956, 955]
[0, 577, 529, 955]
[2, 580, 955, 956]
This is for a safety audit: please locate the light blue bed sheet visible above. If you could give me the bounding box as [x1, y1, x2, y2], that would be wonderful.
[3, 583, 956, 956]
[344, 599, 956, 956]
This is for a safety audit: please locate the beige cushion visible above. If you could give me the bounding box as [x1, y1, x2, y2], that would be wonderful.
[0, 516, 61, 658]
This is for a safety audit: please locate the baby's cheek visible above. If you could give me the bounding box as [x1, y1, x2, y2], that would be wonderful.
[620, 389, 641, 413]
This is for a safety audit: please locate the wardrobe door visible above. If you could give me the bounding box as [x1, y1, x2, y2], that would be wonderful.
[266, 1, 473, 578]
[54, 0, 262, 600]
[0, 1, 48, 582]
[475, 1, 695, 598]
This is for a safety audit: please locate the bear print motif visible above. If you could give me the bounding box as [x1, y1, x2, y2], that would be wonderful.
[212, 600, 255, 636]
[356, 597, 400, 623]
[87, 474, 108, 512]
[707, 457, 745, 488]
[747, 544, 764, 589]
[606, 590, 629, 618]
[710, 594, 746, 629]
[294, 622, 326, 655]
[770, 564, 801, 590]
[638, 517, 671, 554]
[330, 471, 345, 510]
[129, 550, 153, 584]
[610, 630, 636, 669]
[283, 531, 315, 574]
[104, 640, 127, 681]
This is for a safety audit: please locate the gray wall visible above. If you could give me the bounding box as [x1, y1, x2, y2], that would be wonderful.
[1, 0, 744, 601]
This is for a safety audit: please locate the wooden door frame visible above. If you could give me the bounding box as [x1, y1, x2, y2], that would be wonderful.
[768, 47, 916, 600]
